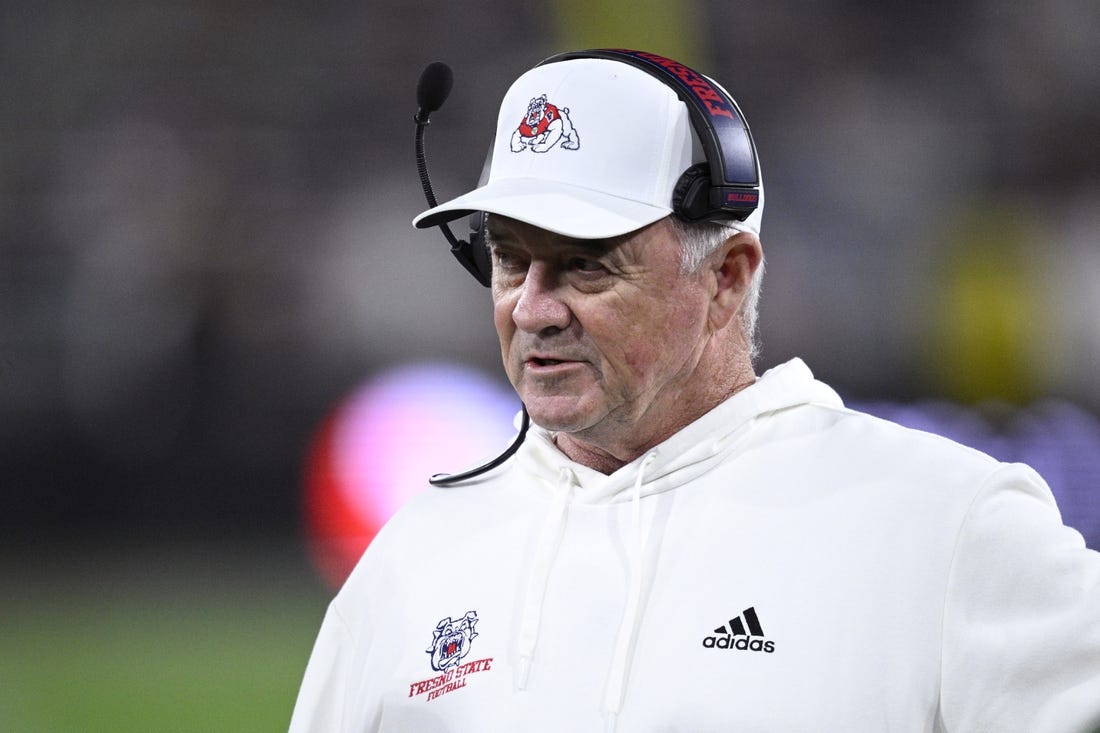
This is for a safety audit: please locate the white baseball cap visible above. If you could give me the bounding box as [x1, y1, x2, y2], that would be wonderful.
[412, 55, 763, 239]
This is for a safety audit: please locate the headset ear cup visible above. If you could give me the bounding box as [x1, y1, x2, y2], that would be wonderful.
[672, 163, 713, 222]
[445, 212, 492, 287]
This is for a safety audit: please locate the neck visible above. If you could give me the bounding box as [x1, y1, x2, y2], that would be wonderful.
[553, 363, 757, 474]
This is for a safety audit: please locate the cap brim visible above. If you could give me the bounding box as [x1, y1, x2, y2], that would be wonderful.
[412, 178, 671, 240]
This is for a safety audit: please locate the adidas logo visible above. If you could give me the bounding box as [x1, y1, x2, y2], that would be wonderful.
[702, 607, 776, 653]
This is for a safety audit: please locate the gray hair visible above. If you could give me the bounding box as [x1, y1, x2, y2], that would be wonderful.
[669, 218, 765, 363]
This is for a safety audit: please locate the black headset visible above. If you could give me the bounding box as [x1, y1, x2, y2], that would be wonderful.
[415, 48, 761, 289]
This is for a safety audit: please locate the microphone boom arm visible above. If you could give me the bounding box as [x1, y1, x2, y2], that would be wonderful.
[414, 63, 491, 285]
[413, 61, 529, 485]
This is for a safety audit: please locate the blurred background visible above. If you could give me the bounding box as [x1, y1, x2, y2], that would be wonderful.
[2, 1, 1098, 730]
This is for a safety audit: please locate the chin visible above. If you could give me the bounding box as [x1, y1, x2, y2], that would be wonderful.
[526, 410, 585, 434]
[523, 400, 596, 435]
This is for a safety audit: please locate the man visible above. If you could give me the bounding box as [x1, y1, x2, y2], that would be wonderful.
[290, 50, 1100, 732]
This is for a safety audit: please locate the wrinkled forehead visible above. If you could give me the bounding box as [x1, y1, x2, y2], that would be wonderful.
[485, 213, 654, 251]
[484, 214, 687, 275]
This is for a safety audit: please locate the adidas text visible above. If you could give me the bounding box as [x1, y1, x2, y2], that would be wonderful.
[702, 635, 775, 653]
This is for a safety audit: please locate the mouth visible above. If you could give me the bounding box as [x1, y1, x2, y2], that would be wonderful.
[525, 355, 584, 371]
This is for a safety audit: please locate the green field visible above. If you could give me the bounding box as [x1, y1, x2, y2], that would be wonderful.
[0, 538, 331, 733]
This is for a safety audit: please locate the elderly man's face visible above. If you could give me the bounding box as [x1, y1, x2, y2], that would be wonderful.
[488, 215, 715, 453]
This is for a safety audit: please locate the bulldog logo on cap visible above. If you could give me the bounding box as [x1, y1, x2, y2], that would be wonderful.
[510, 94, 580, 153]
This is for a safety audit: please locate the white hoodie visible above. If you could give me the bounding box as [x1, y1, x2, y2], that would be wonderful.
[289, 358, 1100, 732]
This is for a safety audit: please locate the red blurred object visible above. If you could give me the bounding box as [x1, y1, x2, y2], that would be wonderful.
[303, 410, 382, 589]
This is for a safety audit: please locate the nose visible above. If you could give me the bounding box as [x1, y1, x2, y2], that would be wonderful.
[511, 262, 572, 335]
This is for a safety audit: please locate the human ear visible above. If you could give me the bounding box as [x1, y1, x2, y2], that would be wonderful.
[709, 232, 763, 331]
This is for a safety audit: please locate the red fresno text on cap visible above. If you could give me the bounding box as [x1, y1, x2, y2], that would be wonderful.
[632, 51, 735, 120]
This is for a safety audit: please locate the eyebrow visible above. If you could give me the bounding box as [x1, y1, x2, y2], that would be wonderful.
[569, 237, 620, 255]
[482, 225, 508, 248]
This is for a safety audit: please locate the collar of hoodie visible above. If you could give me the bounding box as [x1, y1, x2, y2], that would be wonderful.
[508, 358, 842, 730]
[519, 358, 841, 504]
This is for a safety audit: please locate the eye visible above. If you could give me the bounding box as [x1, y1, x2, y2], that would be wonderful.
[492, 248, 524, 270]
[568, 256, 605, 273]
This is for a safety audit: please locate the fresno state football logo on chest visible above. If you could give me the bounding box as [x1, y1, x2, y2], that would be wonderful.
[407, 610, 495, 702]
[427, 611, 478, 670]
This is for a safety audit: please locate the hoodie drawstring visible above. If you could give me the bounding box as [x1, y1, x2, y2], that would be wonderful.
[602, 451, 658, 732]
[516, 466, 575, 690]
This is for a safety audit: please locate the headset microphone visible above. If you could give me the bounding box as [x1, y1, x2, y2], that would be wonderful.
[413, 62, 492, 287]
[413, 62, 529, 485]
[415, 61, 452, 121]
